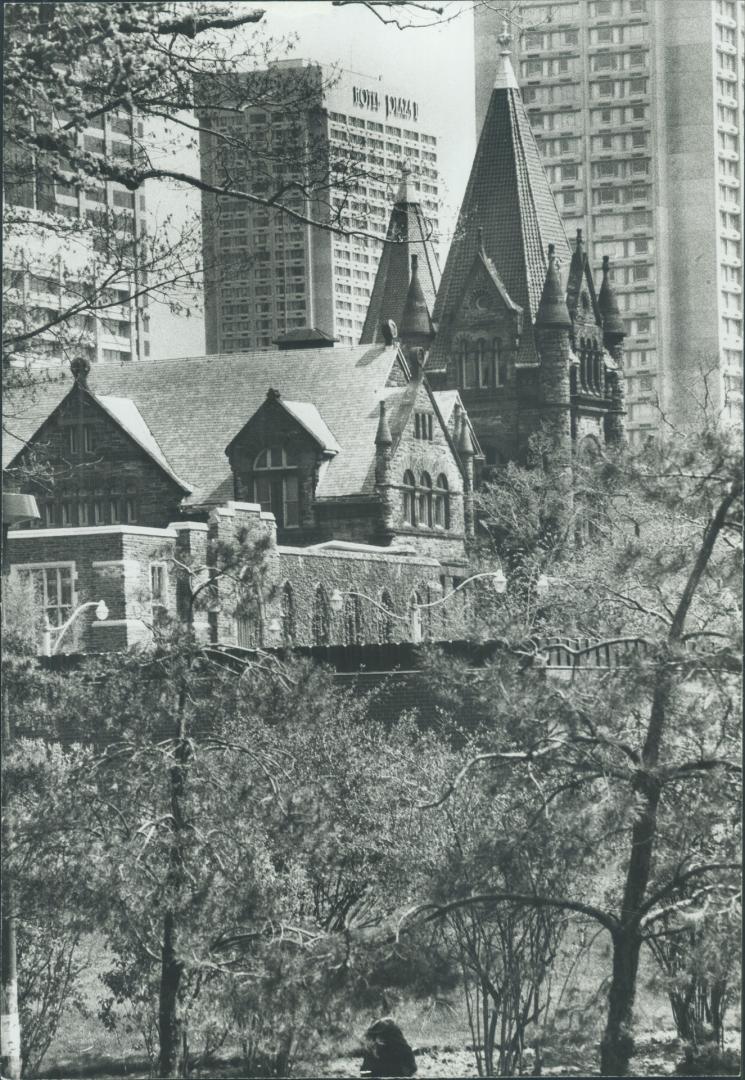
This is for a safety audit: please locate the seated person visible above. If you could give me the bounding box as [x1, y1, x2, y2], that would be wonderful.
[360, 1017, 417, 1078]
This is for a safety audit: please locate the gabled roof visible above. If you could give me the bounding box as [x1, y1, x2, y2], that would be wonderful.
[4, 345, 408, 505]
[565, 229, 602, 325]
[280, 399, 341, 454]
[431, 38, 570, 359]
[360, 180, 441, 345]
[432, 390, 483, 459]
[275, 327, 337, 349]
[96, 395, 192, 491]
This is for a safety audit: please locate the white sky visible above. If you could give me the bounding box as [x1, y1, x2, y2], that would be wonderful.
[148, 1, 477, 360]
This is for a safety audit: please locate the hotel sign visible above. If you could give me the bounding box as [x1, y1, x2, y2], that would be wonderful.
[352, 85, 419, 122]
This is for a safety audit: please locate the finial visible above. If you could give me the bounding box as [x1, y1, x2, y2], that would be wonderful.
[411, 253, 418, 273]
[548, 243, 555, 259]
[602, 254, 610, 275]
[266, 387, 281, 400]
[70, 356, 90, 388]
[396, 159, 415, 204]
[576, 228, 583, 244]
[493, 16, 518, 90]
[477, 226, 485, 253]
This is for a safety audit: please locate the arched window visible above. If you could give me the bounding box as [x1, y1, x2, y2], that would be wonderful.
[403, 470, 416, 525]
[592, 346, 603, 394]
[253, 445, 300, 529]
[378, 590, 395, 643]
[433, 474, 450, 528]
[476, 339, 490, 387]
[235, 602, 262, 649]
[281, 581, 296, 643]
[579, 337, 589, 390]
[494, 339, 508, 386]
[312, 584, 330, 645]
[418, 472, 433, 527]
[456, 338, 470, 388]
[343, 593, 362, 645]
[409, 590, 423, 642]
[465, 343, 477, 388]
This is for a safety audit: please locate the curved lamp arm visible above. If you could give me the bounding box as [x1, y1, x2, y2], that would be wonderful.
[44, 600, 109, 656]
[329, 567, 508, 621]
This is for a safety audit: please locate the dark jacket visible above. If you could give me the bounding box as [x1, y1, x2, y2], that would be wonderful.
[360, 1018, 417, 1078]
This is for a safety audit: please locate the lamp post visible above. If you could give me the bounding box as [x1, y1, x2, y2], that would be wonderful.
[42, 600, 109, 657]
[329, 567, 508, 644]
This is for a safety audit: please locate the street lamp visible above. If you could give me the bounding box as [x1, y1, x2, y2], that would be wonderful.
[329, 566, 508, 643]
[42, 599, 109, 656]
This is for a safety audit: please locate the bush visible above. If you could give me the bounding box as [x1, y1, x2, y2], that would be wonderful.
[674, 1041, 740, 1076]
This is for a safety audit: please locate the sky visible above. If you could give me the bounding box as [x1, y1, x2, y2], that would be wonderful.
[148, 0, 478, 360]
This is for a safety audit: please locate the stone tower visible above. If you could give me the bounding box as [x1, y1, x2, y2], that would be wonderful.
[426, 27, 624, 467]
[360, 162, 441, 345]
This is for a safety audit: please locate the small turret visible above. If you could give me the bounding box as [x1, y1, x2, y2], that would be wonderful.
[598, 257, 626, 447]
[597, 256, 625, 344]
[375, 399, 393, 446]
[455, 403, 475, 539]
[535, 245, 571, 330]
[374, 400, 395, 537]
[400, 255, 435, 346]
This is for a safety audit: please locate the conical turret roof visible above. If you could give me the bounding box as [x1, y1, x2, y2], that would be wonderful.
[360, 164, 440, 345]
[598, 256, 625, 338]
[400, 255, 435, 342]
[535, 244, 571, 330]
[431, 28, 570, 355]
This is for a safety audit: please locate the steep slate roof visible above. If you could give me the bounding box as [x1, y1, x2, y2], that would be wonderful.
[430, 40, 570, 357]
[96, 395, 192, 491]
[4, 345, 409, 505]
[359, 181, 441, 345]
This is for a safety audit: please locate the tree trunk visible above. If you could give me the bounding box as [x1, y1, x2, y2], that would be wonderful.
[600, 929, 641, 1075]
[159, 909, 185, 1078]
[158, 690, 189, 1079]
[1, 683, 22, 1080]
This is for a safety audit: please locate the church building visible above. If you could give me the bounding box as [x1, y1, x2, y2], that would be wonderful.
[3, 30, 624, 656]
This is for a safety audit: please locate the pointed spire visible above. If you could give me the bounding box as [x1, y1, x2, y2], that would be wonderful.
[598, 255, 625, 339]
[400, 254, 435, 344]
[360, 176, 440, 345]
[493, 20, 518, 91]
[375, 399, 392, 446]
[571, 228, 585, 270]
[396, 159, 415, 204]
[535, 245, 571, 330]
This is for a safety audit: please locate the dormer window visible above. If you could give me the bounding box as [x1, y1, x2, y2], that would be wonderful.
[253, 445, 300, 528]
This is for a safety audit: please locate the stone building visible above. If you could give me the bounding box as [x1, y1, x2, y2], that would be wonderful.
[423, 30, 625, 469]
[4, 329, 478, 653]
[3, 32, 625, 657]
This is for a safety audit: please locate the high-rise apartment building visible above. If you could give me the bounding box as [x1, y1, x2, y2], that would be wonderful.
[4, 110, 151, 366]
[474, 0, 744, 441]
[198, 61, 440, 350]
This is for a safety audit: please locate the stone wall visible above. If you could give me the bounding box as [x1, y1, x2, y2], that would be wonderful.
[7, 501, 471, 656]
